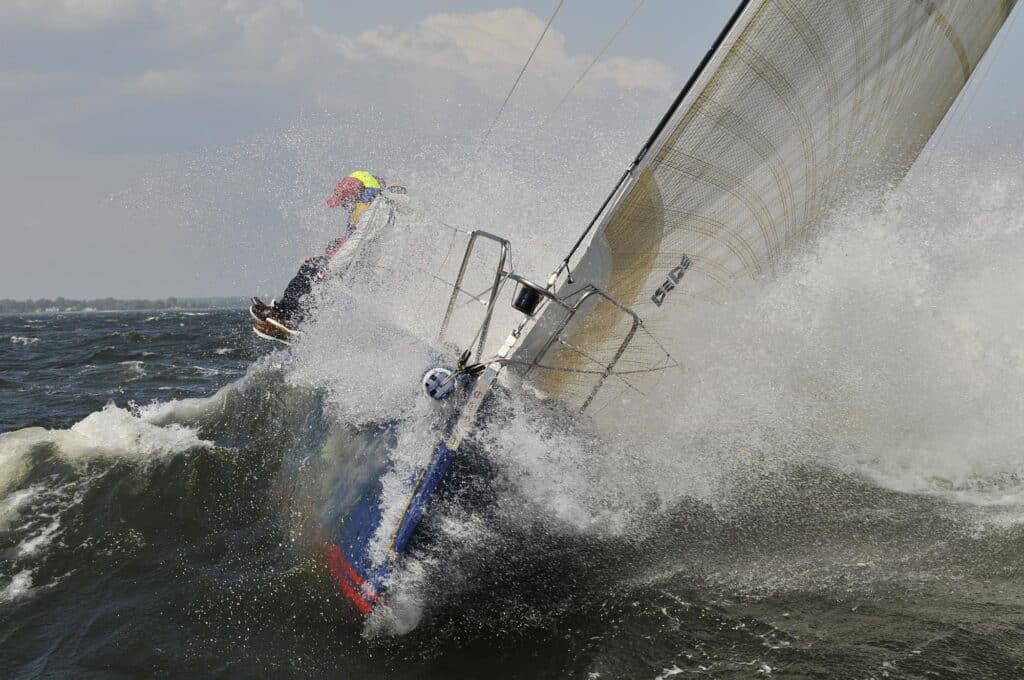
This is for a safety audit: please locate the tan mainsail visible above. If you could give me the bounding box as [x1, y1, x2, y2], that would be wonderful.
[533, 167, 665, 397]
[514, 0, 1016, 415]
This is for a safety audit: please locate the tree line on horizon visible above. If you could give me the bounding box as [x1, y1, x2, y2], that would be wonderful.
[0, 297, 248, 313]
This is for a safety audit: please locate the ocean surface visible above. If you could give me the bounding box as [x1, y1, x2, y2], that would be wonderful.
[2, 305, 1023, 679]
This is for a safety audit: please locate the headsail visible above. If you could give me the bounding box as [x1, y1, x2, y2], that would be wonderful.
[512, 0, 1016, 417]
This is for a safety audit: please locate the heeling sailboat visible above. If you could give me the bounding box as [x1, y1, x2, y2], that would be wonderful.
[327, 0, 1016, 616]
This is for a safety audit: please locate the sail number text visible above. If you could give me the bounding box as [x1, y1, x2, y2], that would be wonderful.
[651, 254, 692, 307]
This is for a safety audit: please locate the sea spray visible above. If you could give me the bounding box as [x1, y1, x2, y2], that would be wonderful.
[0, 159, 1022, 670]
[263, 149, 1024, 629]
[514, 152, 1024, 529]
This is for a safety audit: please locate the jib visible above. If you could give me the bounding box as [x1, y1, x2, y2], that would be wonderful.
[651, 254, 692, 307]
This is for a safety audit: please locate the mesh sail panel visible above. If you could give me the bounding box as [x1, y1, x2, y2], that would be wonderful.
[513, 0, 1015, 415]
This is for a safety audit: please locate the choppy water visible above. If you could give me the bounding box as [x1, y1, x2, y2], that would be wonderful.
[4, 158, 1024, 678]
[0, 305, 1022, 679]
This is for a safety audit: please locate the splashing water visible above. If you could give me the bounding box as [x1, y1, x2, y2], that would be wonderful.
[2, 144, 1024, 674]
[275, 147, 1024, 558]
[252, 146, 1024, 635]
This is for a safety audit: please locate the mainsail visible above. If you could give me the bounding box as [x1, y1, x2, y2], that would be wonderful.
[511, 0, 1016, 417]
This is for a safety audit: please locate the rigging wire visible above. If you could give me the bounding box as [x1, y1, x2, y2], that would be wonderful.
[478, 0, 566, 147]
[542, 0, 645, 127]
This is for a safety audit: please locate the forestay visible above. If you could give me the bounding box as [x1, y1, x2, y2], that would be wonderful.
[511, 0, 1016, 418]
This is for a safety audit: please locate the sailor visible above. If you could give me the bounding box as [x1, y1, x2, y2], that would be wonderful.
[251, 170, 404, 332]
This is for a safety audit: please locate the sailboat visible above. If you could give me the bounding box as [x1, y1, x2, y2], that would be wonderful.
[326, 0, 1018, 616]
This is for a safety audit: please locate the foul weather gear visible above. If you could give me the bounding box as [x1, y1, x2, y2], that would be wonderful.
[272, 178, 399, 325]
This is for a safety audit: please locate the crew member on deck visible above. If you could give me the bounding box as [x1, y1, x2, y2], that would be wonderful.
[251, 170, 405, 334]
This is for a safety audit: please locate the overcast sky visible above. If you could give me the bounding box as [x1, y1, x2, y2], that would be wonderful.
[1, 1, 1022, 299]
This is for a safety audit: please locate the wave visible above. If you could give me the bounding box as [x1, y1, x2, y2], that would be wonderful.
[0, 152, 1021, 639]
[0, 404, 213, 497]
[0, 570, 33, 603]
[9, 336, 38, 345]
[0, 360, 294, 612]
[0, 486, 40, 532]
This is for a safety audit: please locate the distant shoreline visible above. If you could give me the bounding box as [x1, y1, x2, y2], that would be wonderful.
[0, 297, 248, 314]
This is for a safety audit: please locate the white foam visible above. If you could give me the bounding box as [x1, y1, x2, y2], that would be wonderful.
[0, 429, 43, 498]
[603, 152, 1024, 511]
[0, 403, 212, 496]
[9, 336, 38, 345]
[71, 403, 212, 457]
[119, 360, 146, 379]
[0, 486, 41, 531]
[0, 570, 33, 603]
[263, 152, 1024, 578]
[434, 153, 1024, 544]
[365, 398, 450, 567]
[482, 396, 647, 536]
[365, 557, 428, 637]
[286, 284, 438, 427]
[18, 516, 61, 557]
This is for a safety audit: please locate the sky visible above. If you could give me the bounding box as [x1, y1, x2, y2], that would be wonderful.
[1, 1, 1023, 299]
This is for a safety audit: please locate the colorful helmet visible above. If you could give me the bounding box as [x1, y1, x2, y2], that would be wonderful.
[326, 177, 365, 208]
[348, 170, 381, 189]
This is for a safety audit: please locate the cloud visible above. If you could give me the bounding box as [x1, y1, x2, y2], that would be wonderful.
[123, 68, 203, 96]
[110, 1, 343, 96]
[355, 10, 560, 82]
[3, 2, 675, 115]
[0, 0, 141, 30]
[590, 56, 676, 93]
[354, 9, 675, 96]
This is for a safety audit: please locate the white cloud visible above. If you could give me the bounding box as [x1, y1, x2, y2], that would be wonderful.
[0, 0, 141, 30]
[355, 10, 560, 78]
[3, 2, 674, 106]
[124, 68, 203, 96]
[111, 1, 345, 95]
[590, 56, 676, 93]
[354, 9, 675, 96]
